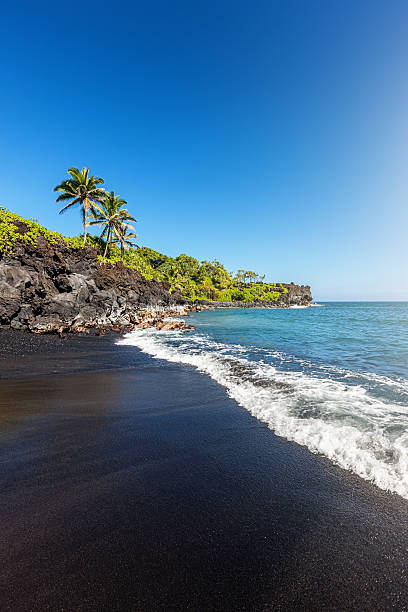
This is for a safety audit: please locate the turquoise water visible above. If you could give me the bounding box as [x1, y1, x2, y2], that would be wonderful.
[120, 303, 408, 498]
[188, 302, 408, 400]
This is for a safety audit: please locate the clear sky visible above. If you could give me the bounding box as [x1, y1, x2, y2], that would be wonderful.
[1, 0, 407, 300]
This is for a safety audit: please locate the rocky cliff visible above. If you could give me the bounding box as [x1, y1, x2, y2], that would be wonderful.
[0, 233, 190, 333]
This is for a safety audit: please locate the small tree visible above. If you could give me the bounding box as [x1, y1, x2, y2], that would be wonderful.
[234, 269, 246, 285]
[112, 223, 138, 256]
[246, 271, 259, 283]
[89, 191, 136, 257]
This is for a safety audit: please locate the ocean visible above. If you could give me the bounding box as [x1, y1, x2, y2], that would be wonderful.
[119, 302, 408, 499]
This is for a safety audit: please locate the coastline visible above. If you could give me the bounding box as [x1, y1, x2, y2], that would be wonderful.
[197, 301, 317, 309]
[0, 297, 315, 339]
[1, 331, 408, 610]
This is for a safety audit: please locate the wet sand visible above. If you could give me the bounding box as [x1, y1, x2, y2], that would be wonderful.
[1, 331, 408, 611]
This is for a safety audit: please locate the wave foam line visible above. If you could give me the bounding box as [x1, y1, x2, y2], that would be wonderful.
[119, 330, 408, 499]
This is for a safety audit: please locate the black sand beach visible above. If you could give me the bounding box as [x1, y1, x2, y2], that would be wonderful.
[1, 331, 408, 611]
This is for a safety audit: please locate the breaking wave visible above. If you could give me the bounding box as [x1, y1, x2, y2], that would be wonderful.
[119, 328, 408, 499]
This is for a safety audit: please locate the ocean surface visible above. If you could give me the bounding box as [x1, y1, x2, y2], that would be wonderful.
[119, 302, 408, 499]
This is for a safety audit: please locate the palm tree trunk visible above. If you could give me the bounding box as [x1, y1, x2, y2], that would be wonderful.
[82, 200, 88, 245]
[103, 225, 110, 257]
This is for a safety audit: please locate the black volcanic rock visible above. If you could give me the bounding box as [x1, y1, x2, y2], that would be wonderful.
[0, 236, 189, 334]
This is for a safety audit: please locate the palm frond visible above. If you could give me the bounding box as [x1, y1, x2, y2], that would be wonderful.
[119, 222, 137, 232]
[90, 201, 106, 216]
[56, 192, 76, 202]
[59, 199, 80, 214]
[54, 180, 75, 193]
[68, 167, 83, 182]
[90, 188, 106, 202]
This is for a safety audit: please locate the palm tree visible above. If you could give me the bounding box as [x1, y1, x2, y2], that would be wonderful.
[89, 191, 136, 257]
[54, 167, 105, 244]
[112, 223, 139, 256]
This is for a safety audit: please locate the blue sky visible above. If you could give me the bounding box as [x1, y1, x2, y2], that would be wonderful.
[1, 0, 407, 300]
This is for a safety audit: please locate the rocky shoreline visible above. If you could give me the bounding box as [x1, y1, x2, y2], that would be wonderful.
[0, 231, 193, 334]
[133, 305, 207, 333]
[0, 228, 312, 335]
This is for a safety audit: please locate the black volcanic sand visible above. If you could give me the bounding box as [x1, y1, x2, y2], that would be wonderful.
[1, 331, 408, 611]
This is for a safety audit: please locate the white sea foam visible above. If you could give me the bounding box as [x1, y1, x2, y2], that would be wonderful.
[118, 329, 408, 499]
[260, 347, 408, 397]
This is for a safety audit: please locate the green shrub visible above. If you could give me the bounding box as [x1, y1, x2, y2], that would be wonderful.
[0, 207, 99, 256]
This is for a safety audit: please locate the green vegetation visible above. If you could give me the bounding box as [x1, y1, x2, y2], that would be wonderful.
[1, 165, 288, 303]
[98, 246, 285, 301]
[0, 207, 101, 256]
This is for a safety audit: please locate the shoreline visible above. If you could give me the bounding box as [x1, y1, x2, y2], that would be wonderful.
[199, 300, 317, 309]
[0, 298, 316, 339]
[1, 331, 408, 609]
